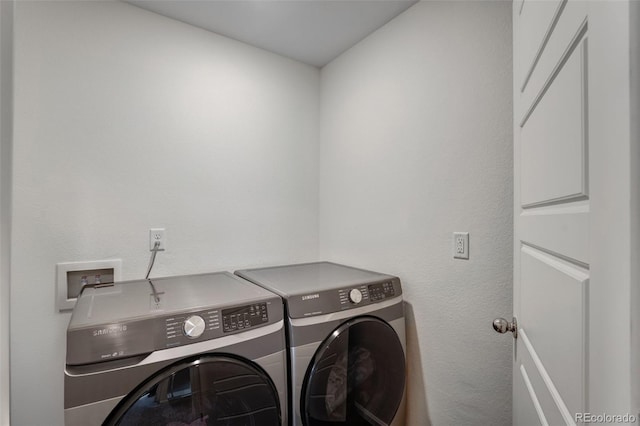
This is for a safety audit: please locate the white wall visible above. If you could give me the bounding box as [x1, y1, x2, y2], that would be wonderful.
[318, 2, 513, 425]
[0, 1, 13, 425]
[11, 2, 319, 425]
[12, 2, 516, 425]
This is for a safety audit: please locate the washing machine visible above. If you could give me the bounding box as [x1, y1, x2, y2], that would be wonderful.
[236, 262, 407, 426]
[64, 272, 288, 426]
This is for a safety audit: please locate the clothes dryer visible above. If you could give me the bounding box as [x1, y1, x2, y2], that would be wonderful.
[236, 262, 406, 426]
[64, 272, 287, 426]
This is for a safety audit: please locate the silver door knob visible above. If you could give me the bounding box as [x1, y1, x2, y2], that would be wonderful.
[493, 317, 517, 338]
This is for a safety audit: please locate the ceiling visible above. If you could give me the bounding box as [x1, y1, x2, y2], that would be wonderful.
[125, 0, 418, 68]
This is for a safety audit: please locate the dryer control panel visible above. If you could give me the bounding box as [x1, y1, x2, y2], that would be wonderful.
[288, 277, 402, 318]
[338, 281, 396, 306]
[222, 303, 269, 333]
[368, 281, 396, 301]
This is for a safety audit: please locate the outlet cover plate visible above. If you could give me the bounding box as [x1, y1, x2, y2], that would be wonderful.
[149, 228, 166, 251]
[453, 232, 469, 260]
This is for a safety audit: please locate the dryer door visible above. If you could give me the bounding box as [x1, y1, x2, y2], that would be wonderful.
[104, 355, 281, 426]
[302, 316, 405, 426]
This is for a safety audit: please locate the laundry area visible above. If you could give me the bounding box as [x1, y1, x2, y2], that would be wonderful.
[0, 1, 638, 426]
[65, 262, 407, 426]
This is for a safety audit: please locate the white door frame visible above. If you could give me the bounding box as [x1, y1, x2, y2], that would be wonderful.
[0, 1, 12, 425]
[632, 0, 640, 417]
[587, 0, 635, 418]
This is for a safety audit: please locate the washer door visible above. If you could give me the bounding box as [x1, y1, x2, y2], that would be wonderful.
[104, 354, 281, 426]
[301, 316, 405, 426]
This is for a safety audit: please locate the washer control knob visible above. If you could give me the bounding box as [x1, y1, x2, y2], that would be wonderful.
[183, 315, 206, 339]
[349, 289, 363, 304]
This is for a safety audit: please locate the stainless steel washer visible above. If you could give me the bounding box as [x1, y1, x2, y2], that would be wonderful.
[64, 272, 288, 426]
[236, 262, 407, 426]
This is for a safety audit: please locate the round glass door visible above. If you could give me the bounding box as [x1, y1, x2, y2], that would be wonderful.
[301, 316, 405, 425]
[104, 355, 281, 426]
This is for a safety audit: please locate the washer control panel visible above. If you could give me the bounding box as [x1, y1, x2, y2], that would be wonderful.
[163, 300, 274, 349]
[222, 303, 268, 333]
[66, 295, 283, 365]
[368, 281, 396, 301]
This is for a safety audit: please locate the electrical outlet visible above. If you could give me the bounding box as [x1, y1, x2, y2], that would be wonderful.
[453, 232, 469, 259]
[149, 228, 166, 251]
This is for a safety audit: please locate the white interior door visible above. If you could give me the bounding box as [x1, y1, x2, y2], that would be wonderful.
[511, 0, 635, 425]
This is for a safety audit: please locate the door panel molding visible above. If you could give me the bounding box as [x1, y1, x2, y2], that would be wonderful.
[519, 1, 588, 126]
[519, 349, 565, 426]
[519, 365, 549, 426]
[519, 0, 566, 92]
[520, 331, 574, 425]
[520, 38, 588, 207]
[520, 201, 589, 267]
[514, 366, 543, 426]
[520, 240, 588, 271]
[520, 245, 588, 418]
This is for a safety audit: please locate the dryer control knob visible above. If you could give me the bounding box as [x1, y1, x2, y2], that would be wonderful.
[349, 289, 363, 304]
[183, 315, 206, 339]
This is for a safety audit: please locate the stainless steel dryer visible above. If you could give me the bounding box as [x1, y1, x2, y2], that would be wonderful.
[236, 262, 406, 426]
[64, 272, 288, 426]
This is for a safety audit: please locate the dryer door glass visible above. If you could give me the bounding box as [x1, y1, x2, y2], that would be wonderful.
[104, 355, 281, 426]
[302, 316, 405, 426]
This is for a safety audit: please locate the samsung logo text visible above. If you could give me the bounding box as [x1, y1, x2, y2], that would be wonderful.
[93, 325, 128, 337]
